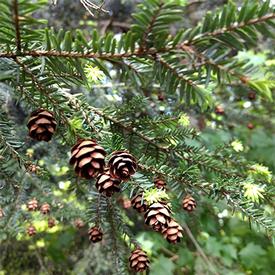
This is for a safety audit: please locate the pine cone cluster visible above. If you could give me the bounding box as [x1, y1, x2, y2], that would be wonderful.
[27, 225, 36, 237]
[27, 198, 38, 211]
[108, 151, 137, 181]
[88, 226, 103, 243]
[27, 109, 57, 142]
[154, 177, 166, 189]
[131, 193, 147, 213]
[40, 203, 50, 214]
[96, 169, 121, 197]
[182, 195, 196, 212]
[70, 139, 106, 179]
[144, 202, 171, 232]
[162, 219, 183, 244]
[129, 248, 150, 273]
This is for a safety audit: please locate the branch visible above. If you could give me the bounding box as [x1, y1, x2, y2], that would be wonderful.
[184, 13, 275, 44]
[181, 222, 219, 275]
[80, 0, 109, 16]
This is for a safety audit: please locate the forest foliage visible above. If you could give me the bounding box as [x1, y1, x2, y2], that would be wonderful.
[0, 0, 274, 274]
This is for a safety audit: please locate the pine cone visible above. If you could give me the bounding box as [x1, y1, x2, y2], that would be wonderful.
[108, 151, 137, 181]
[0, 208, 4, 218]
[96, 169, 121, 197]
[131, 194, 147, 213]
[40, 203, 50, 214]
[70, 139, 106, 179]
[129, 248, 150, 273]
[74, 218, 85, 229]
[215, 105, 224, 115]
[162, 219, 183, 244]
[88, 226, 103, 243]
[27, 198, 38, 211]
[27, 225, 36, 236]
[27, 109, 57, 141]
[182, 195, 196, 212]
[117, 197, 132, 209]
[48, 218, 56, 228]
[144, 202, 171, 232]
[248, 91, 256, 100]
[154, 177, 166, 189]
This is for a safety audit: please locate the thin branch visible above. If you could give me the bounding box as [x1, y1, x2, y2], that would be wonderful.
[181, 222, 220, 275]
[183, 13, 275, 44]
[80, 0, 109, 16]
[12, 0, 21, 52]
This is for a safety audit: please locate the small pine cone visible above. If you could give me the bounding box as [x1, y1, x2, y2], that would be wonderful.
[27, 225, 36, 236]
[154, 177, 166, 189]
[70, 139, 106, 179]
[144, 202, 171, 232]
[74, 219, 85, 229]
[215, 105, 224, 115]
[27, 198, 38, 211]
[27, 109, 57, 142]
[0, 208, 4, 218]
[108, 151, 137, 181]
[248, 91, 256, 100]
[88, 226, 103, 243]
[129, 248, 150, 273]
[48, 218, 56, 228]
[40, 203, 50, 215]
[162, 219, 183, 244]
[182, 195, 196, 212]
[96, 169, 121, 197]
[117, 197, 132, 209]
[131, 194, 147, 213]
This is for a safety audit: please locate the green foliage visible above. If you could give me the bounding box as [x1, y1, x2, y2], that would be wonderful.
[0, 0, 274, 274]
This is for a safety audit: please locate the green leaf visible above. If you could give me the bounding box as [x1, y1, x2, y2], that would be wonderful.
[150, 255, 175, 275]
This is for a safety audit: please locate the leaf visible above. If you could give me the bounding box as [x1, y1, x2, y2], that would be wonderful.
[150, 255, 175, 275]
[239, 243, 266, 269]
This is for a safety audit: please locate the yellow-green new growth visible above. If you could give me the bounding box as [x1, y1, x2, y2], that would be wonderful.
[143, 188, 169, 205]
[249, 164, 272, 183]
[243, 182, 265, 203]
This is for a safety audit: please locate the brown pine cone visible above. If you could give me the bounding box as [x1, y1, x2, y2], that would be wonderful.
[154, 177, 166, 189]
[40, 203, 50, 214]
[182, 195, 196, 212]
[96, 169, 121, 197]
[129, 248, 150, 273]
[144, 202, 171, 232]
[247, 123, 254, 130]
[215, 105, 224, 115]
[27, 109, 57, 142]
[248, 91, 256, 100]
[74, 218, 85, 229]
[27, 198, 38, 211]
[162, 219, 183, 244]
[27, 225, 36, 236]
[48, 218, 56, 228]
[88, 226, 103, 243]
[108, 151, 137, 181]
[70, 139, 106, 179]
[0, 208, 4, 218]
[117, 197, 132, 209]
[131, 193, 147, 213]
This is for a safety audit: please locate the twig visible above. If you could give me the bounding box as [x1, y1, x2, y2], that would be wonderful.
[182, 222, 220, 275]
